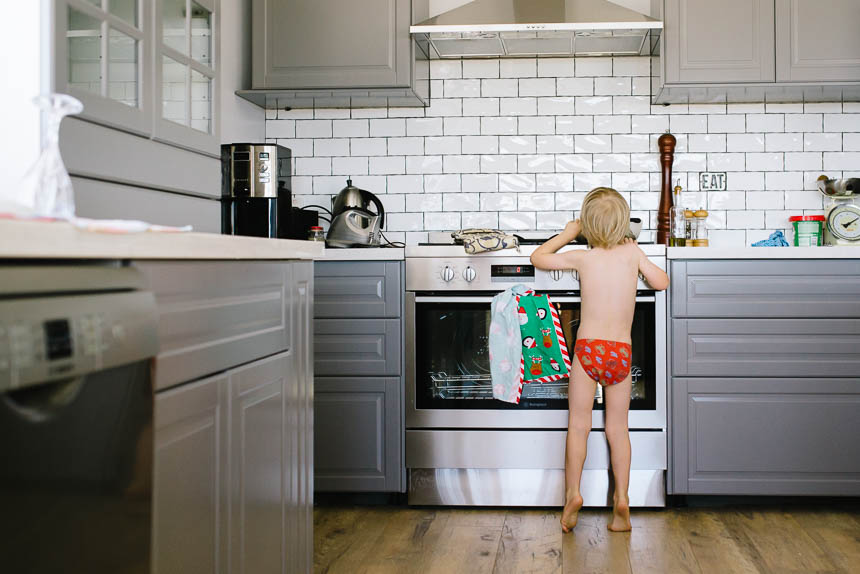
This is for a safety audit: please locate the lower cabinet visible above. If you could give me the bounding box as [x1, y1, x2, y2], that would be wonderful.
[314, 377, 402, 492]
[670, 377, 860, 495]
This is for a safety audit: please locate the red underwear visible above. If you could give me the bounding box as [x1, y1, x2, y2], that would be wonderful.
[573, 338, 632, 387]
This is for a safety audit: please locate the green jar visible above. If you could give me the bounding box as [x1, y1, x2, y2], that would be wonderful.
[789, 215, 824, 246]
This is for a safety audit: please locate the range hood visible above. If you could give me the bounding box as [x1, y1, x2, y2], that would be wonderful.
[411, 0, 662, 58]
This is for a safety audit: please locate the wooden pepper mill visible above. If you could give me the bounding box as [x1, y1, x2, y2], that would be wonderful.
[657, 133, 677, 245]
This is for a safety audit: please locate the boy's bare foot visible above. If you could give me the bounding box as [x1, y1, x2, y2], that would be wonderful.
[608, 496, 631, 532]
[561, 491, 583, 533]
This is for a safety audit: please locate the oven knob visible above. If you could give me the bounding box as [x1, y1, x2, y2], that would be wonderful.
[441, 266, 455, 282]
[549, 269, 563, 281]
[463, 266, 476, 282]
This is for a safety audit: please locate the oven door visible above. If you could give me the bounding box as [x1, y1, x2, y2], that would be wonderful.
[405, 292, 666, 430]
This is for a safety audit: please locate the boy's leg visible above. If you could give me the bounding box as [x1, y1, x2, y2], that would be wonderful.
[603, 374, 632, 532]
[562, 358, 597, 532]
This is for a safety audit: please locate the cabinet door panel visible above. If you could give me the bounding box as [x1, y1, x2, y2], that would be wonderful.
[314, 261, 401, 319]
[672, 378, 860, 495]
[776, 0, 860, 81]
[314, 377, 402, 492]
[665, 0, 775, 83]
[314, 319, 401, 376]
[672, 318, 860, 377]
[671, 260, 860, 318]
[153, 375, 228, 574]
[253, 0, 411, 89]
[228, 352, 292, 574]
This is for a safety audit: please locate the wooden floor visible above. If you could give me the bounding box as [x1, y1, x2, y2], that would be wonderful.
[314, 503, 860, 574]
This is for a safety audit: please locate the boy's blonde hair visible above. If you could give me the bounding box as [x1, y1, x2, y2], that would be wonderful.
[580, 187, 630, 248]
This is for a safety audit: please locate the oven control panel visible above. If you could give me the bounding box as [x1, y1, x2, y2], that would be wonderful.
[407, 256, 665, 291]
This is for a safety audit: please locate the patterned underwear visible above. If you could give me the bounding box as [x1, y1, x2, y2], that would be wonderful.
[573, 338, 632, 387]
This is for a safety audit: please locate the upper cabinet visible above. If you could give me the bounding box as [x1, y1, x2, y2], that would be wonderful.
[657, 0, 860, 103]
[664, 0, 774, 83]
[239, 0, 429, 109]
[775, 0, 860, 82]
[56, 0, 220, 155]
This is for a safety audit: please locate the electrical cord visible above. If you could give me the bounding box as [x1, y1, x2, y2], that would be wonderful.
[298, 204, 333, 216]
[380, 231, 405, 248]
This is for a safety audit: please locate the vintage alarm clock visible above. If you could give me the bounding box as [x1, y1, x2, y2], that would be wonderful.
[818, 176, 860, 246]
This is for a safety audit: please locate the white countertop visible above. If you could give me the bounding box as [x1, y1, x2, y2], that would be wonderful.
[406, 243, 667, 258]
[667, 246, 860, 259]
[0, 219, 324, 260]
[318, 247, 405, 261]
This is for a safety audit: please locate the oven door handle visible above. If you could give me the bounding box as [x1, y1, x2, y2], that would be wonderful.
[413, 295, 656, 303]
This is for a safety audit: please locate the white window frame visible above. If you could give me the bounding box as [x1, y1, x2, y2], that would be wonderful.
[55, 0, 152, 136]
[153, 0, 219, 156]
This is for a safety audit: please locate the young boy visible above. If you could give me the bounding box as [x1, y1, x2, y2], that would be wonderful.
[530, 187, 669, 533]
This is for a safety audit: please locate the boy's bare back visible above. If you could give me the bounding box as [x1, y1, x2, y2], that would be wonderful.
[575, 241, 640, 343]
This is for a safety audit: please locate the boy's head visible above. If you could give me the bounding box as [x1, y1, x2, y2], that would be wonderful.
[580, 187, 630, 248]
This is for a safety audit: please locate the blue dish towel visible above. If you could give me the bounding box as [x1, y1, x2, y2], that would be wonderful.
[751, 230, 789, 247]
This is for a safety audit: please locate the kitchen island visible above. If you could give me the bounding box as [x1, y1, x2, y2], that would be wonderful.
[666, 249, 860, 497]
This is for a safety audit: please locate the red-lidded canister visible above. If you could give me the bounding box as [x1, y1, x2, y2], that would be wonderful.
[788, 215, 825, 246]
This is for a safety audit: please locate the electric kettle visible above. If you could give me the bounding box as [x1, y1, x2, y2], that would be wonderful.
[326, 179, 386, 247]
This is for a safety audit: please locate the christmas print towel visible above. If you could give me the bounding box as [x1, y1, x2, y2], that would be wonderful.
[517, 293, 571, 384]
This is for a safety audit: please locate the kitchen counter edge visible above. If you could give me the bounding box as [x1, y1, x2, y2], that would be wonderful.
[317, 247, 405, 261]
[0, 219, 324, 260]
[667, 246, 860, 259]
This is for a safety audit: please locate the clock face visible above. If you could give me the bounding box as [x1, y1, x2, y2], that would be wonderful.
[828, 204, 860, 241]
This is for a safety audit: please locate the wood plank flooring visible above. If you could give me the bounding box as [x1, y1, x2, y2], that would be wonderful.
[314, 503, 860, 574]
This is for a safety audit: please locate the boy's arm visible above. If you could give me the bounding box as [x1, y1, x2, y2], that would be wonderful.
[530, 220, 585, 270]
[634, 242, 670, 291]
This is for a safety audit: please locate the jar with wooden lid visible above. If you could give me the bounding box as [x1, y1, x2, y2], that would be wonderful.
[692, 209, 709, 246]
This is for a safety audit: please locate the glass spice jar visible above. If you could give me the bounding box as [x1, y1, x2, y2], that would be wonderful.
[308, 226, 326, 242]
[692, 209, 709, 247]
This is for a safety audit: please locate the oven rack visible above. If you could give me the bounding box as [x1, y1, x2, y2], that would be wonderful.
[430, 372, 568, 399]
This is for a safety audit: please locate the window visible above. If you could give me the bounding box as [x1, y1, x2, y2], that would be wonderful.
[60, 0, 149, 134]
[155, 0, 218, 154]
[57, 0, 218, 155]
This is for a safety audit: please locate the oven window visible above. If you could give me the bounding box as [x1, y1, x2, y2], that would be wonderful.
[414, 300, 656, 411]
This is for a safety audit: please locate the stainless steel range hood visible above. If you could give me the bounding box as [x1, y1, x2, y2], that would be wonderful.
[411, 0, 662, 58]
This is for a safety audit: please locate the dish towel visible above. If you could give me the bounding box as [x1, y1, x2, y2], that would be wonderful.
[489, 285, 572, 404]
[751, 230, 789, 247]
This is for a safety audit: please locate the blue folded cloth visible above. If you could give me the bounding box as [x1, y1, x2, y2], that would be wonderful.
[751, 230, 789, 247]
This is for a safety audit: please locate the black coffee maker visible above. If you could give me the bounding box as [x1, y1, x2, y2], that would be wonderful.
[221, 143, 292, 238]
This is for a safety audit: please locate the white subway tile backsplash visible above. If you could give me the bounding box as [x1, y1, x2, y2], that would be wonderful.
[481, 116, 518, 135]
[369, 118, 406, 137]
[388, 137, 424, 155]
[537, 135, 574, 154]
[537, 173, 574, 191]
[594, 77, 630, 96]
[443, 154, 481, 173]
[500, 173, 537, 192]
[557, 78, 593, 96]
[482, 79, 519, 97]
[406, 156, 443, 174]
[538, 58, 574, 77]
[387, 175, 424, 194]
[500, 97, 538, 116]
[463, 98, 500, 116]
[462, 135, 499, 155]
[518, 116, 555, 135]
[575, 58, 612, 77]
[517, 155, 555, 173]
[519, 78, 556, 97]
[462, 59, 499, 79]
[500, 58, 537, 78]
[444, 117, 481, 135]
[556, 116, 594, 134]
[594, 115, 631, 134]
[265, 54, 858, 246]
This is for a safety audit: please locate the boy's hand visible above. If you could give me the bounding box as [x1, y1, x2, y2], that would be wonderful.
[562, 219, 581, 239]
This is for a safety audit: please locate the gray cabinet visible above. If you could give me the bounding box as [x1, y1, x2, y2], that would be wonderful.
[152, 261, 313, 573]
[664, 0, 775, 83]
[314, 377, 402, 491]
[672, 378, 860, 495]
[313, 260, 404, 493]
[254, 0, 412, 89]
[153, 374, 228, 574]
[668, 259, 860, 496]
[776, 0, 860, 82]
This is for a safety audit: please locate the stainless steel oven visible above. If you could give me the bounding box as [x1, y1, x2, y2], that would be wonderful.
[404, 244, 667, 507]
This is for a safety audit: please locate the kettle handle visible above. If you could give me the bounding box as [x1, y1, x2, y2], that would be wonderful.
[361, 190, 385, 230]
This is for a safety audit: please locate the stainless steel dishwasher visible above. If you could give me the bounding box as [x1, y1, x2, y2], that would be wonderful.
[0, 264, 158, 574]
